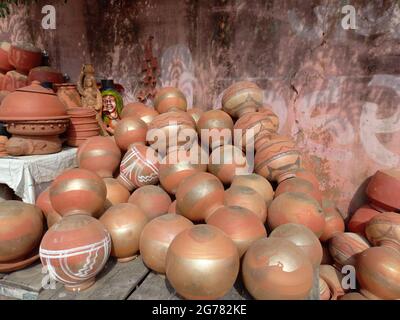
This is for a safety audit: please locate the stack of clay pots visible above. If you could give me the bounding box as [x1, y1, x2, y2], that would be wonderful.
[0, 135, 8, 157]
[66, 108, 100, 147]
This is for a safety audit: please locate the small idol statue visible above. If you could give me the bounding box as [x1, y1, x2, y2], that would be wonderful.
[100, 79, 123, 135]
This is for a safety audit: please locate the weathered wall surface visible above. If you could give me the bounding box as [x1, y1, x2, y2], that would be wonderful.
[1, 0, 400, 217]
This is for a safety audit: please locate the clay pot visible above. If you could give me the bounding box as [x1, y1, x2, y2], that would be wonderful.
[255, 134, 302, 183]
[39, 215, 111, 292]
[166, 224, 240, 300]
[197, 109, 233, 150]
[3, 70, 27, 92]
[258, 106, 280, 130]
[365, 212, 400, 250]
[319, 264, 346, 300]
[114, 117, 148, 151]
[339, 292, 368, 300]
[348, 205, 380, 236]
[46, 210, 62, 229]
[159, 147, 207, 194]
[77, 136, 121, 178]
[366, 169, 400, 211]
[356, 246, 400, 300]
[222, 81, 263, 118]
[293, 168, 320, 191]
[140, 214, 193, 273]
[267, 192, 325, 237]
[206, 206, 267, 257]
[99, 203, 148, 262]
[121, 102, 158, 124]
[187, 107, 203, 125]
[319, 278, 331, 300]
[154, 87, 187, 113]
[117, 144, 160, 191]
[328, 232, 370, 268]
[0, 42, 14, 73]
[224, 185, 267, 223]
[168, 200, 177, 214]
[320, 199, 345, 242]
[128, 185, 171, 220]
[8, 43, 42, 75]
[53, 83, 82, 109]
[176, 172, 225, 222]
[36, 187, 53, 217]
[208, 145, 250, 184]
[242, 237, 313, 300]
[49, 168, 107, 217]
[28, 66, 64, 84]
[103, 178, 130, 210]
[270, 223, 323, 268]
[231, 173, 274, 206]
[275, 177, 323, 205]
[0, 201, 43, 263]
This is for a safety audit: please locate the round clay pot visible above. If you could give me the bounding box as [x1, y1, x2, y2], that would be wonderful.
[49, 168, 107, 217]
[154, 87, 187, 113]
[224, 185, 267, 223]
[0, 42, 14, 73]
[36, 187, 53, 217]
[328, 232, 370, 268]
[103, 178, 130, 210]
[292, 168, 320, 191]
[114, 116, 147, 151]
[319, 278, 331, 300]
[3, 70, 27, 92]
[40, 215, 111, 292]
[319, 264, 346, 300]
[366, 169, 400, 211]
[128, 185, 171, 220]
[53, 83, 82, 108]
[140, 214, 193, 273]
[356, 246, 400, 300]
[121, 102, 158, 125]
[258, 106, 280, 130]
[100, 203, 148, 262]
[231, 173, 274, 206]
[275, 177, 323, 204]
[187, 107, 203, 125]
[28, 66, 64, 84]
[46, 210, 62, 229]
[77, 136, 121, 178]
[176, 172, 225, 222]
[242, 237, 313, 300]
[365, 212, 400, 250]
[206, 206, 267, 257]
[166, 224, 240, 300]
[0, 201, 43, 263]
[320, 199, 345, 242]
[339, 292, 368, 300]
[268, 192, 325, 237]
[208, 145, 250, 184]
[168, 200, 177, 214]
[222, 81, 263, 118]
[8, 43, 42, 75]
[348, 205, 380, 236]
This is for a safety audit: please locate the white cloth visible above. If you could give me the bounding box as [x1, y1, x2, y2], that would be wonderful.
[0, 147, 78, 204]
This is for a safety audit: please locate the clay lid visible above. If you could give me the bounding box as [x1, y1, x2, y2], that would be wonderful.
[0, 81, 69, 120]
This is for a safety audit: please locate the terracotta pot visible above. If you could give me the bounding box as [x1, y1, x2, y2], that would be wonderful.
[366, 169, 400, 211]
[292, 168, 321, 191]
[114, 116, 148, 151]
[0, 42, 14, 73]
[208, 145, 250, 184]
[187, 107, 203, 125]
[356, 246, 400, 300]
[99, 203, 148, 262]
[197, 109, 233, 150]
[255, 134, 302, 183]
[267, 192, 325, 237]
[231, 173, 274, 206]
[8, 43, 42, 75]
[4, 119, 69, 137]
[319, 278, 331, 300]
[275, 177, 323, 204]
[103, 178, 130, 210]
[40, 215, 111, 292]
[166, 224, 240, 300]
[339, 292, 368, 300]
[53, 83, 82, 109]
[28, 66, 63, 84]
[121, 102, 158, 124]
[348, 205, 380, 236]
[258, 106, 280, 130]
[77, 136, 121, 178]
[36, 187, 53, 217]
[206, 206, 267, 257]
[128, 185, 171, 220]
[222, 81, 263, 118]
[117, 144, 160, 191]
[365, 212, 400, 250]
[67, 129, 100, 138]
[0, 252, 40, 273]
[224, 185, 267, 223]
[68, 123, 100, 131]
[3, 70, 28, 92]
[176, 172, 225, 222]
[328, 232, 370, 268]
[154, 87, 187, 113]
[320, 199, 345, 242]
[140, 214, 193, 273]
[49, 168, 107, 217]
[67, 137, 91, 147]
[67, 107, 97, 117]
[46, 210, 62, 229]
[319, 264, 346, 300]
[242, 238, 313, 300]
[270, 223, 323, 268]
[0, 201, 43, 263]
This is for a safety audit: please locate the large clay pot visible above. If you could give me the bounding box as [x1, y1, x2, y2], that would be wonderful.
[28, 66, 64, 85]
[348, 205, 380, 236]
[77, 136, 121, 178]
[328, 232, 370, 268]
[103, 178, 130, 210]
[139, 214, 193, 273]
[0, 201, 43, 263]
[154, 87, 187, 113]
[176, 172, 225, 222]
[206, 206, 267, 257]
[366, 169, 400, 212]
[128, 185, 171, 220]
[224, 185, 267, 223]
[270, 223, 323, 268]
[320, 199, 345, 242]
[319, 264, 346, 300]
[114, 116, 148, 151]
[187, 107, 203, 125]
[275, 177, 323, 204]
[99, 203, 148, 262]
[8, 43, 42, 75]
[49, 168, 107, 217]
[365, 212, 400, 250]
[293, 168, 320, 191]
[39, 215, 111, 292]
[3, 70, 27, 92]
[0, 42, 14, 73]
[222, 81, 263, 118]
[166, 224, 240, 300]
[53, 83, 82, 109]
[231, 173, 274, 206]
[121, 102, 158, 124]
[268, 192, 325, 237]
[117, 144, 160, 191]
[356, 246, 400, 300]
[242, 237, 313, 300]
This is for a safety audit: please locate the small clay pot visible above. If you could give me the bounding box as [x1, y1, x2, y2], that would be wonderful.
[8, 43, 42, 75]
[197, 110, 233, 150]
[154, 87, 187, 113]
[275, 177, 323, 204]
[366, 169, 400, 211]
[365, 212, 400, 250]
[258, 106, 280, 130]
[28, 66, 64, 84]
[114, 116, 147, 151]
[53, 83, 82, 109]
[231, 173, 274, 206]
[103, 178, 130, 210]
[348, 205, 380, 236]
[292, 168, 320, 191]
[320, 199, 345, 242]
[121, 102, 158, 124]
[36, 187, 53, 217]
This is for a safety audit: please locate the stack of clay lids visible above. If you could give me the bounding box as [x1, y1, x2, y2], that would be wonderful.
[0, 135, 8, 157]
[66, 107, 100, 147]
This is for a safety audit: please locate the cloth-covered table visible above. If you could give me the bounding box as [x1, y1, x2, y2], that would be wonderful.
[0, 147, 78, 204]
